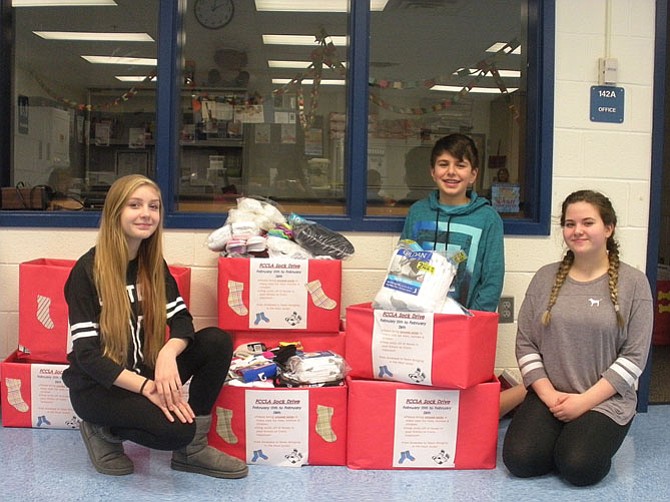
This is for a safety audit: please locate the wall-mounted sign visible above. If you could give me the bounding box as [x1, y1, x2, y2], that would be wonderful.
[590, 86, 624, 123]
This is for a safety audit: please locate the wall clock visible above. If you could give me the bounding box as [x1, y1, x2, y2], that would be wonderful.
[194, 0, 234, 30]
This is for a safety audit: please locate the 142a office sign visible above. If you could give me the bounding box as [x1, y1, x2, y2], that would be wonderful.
[590, 86, 625, 123]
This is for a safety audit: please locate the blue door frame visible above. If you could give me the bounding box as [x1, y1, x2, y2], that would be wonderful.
[639, 0, 668, 412]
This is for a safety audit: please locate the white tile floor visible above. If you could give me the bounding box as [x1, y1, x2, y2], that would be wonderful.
[2, 405, 669, 501]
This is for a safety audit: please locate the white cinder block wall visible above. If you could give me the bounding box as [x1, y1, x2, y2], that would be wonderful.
[0, 0, 657, 374]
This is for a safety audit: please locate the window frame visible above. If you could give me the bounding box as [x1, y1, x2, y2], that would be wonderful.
[0, 0, 554, 235]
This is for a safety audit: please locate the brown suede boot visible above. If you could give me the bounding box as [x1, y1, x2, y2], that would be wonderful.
[171, 415, 248, 479]
[79, 421, 134, 476]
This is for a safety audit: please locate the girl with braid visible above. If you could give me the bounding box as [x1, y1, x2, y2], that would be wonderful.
[502, 190, 653, 486]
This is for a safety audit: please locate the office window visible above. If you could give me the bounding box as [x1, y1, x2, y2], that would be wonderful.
[9, 0, 158, 211]
[176, 2, 348, 215]
[367, 1, 530, 219]
[2, 1, 552, 234]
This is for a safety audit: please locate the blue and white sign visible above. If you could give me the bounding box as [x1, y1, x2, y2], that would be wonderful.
[590, 86, 624, 123]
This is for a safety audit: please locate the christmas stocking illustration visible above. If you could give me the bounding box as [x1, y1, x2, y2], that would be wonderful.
[5, 377, 29, 412]
[306, 280, 337, 310]
[37, 294, 55, 329]
[216, 406, 238, 444]
[315, 404, 337, 442]
[227, 280, 248, 316]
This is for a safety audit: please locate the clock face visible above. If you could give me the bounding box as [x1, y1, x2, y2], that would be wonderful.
[194, 0, 234, 30]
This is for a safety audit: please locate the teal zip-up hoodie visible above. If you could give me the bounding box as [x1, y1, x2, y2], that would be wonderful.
[400, 190, 504, 312]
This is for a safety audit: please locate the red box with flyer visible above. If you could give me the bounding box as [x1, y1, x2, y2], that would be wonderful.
[208, 384, 347, 466]
[346, 377, 500, 470]
[345, 303, 498, 389]
[18, 258, 192, 364]
[18, 258, 76, 363]
[0, 351, 80, 429]
[231, 330, 346, 358]
[218, 257, 342, 333]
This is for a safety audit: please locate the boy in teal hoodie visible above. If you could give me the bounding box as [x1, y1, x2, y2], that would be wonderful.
[400, 134, 524, 417]
[400, 133, 504, 312]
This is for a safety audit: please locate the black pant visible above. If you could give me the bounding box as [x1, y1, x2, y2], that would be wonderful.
[502, 390, 632, 486]
[69, 327, 233, 451]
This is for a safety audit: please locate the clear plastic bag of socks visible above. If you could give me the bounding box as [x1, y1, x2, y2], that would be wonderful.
[276, 350, 349, 387]
[372, 242, 458, 313]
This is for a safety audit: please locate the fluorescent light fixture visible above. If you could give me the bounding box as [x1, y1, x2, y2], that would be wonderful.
[455, 68, 521, 78]
[255, 0, 388, 12]
[115, 75, 157, 82]
[13, 0, 117, 6]
[81, 55, 157, 66]
[273, 78, 345, 86]
[263, 34, 347, 46]
[268, 60, 347, 69]
[268, 60, 311, 69]
[430, 85, 519, 94]
[486, 42, 521, 55]
[34, 31, 153, 42]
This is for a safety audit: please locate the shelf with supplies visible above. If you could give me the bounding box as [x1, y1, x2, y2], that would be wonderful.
[82, 86, 254, 198]
[179, 139, 243, 148]
[179, 87, 258, 199]
[85, 100, 156, 187]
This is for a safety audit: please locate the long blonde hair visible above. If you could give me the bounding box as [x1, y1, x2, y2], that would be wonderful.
[542, 190, 624, 328]
[94, 174, 167, 367]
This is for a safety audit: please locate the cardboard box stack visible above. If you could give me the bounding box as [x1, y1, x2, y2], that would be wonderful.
[2, 258, 81, 429]
[343, 247, 501, 470]
[211, 256, 348, 467]
[0, 259, 191, 429]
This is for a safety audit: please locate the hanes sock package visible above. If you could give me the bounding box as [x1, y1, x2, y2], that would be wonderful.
[373, 243, 457, 313]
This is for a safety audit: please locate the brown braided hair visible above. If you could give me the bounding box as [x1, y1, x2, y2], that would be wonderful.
[542, 190, 624, 327]
[541, 250, 574, 325]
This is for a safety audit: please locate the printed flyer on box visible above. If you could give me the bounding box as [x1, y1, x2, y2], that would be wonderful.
[249, 259, 309, 329]
[245, 390, 309, 467]
[31, 364, 80, 429]
[393, 389, 460, 468]
[372, 309, 434, 385]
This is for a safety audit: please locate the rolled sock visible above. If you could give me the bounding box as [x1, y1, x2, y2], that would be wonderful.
[226, 239, 247, 256]
[231, 221, 260, 237]
[207, 224, 232, 251]
[246, 235, 267, 253]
